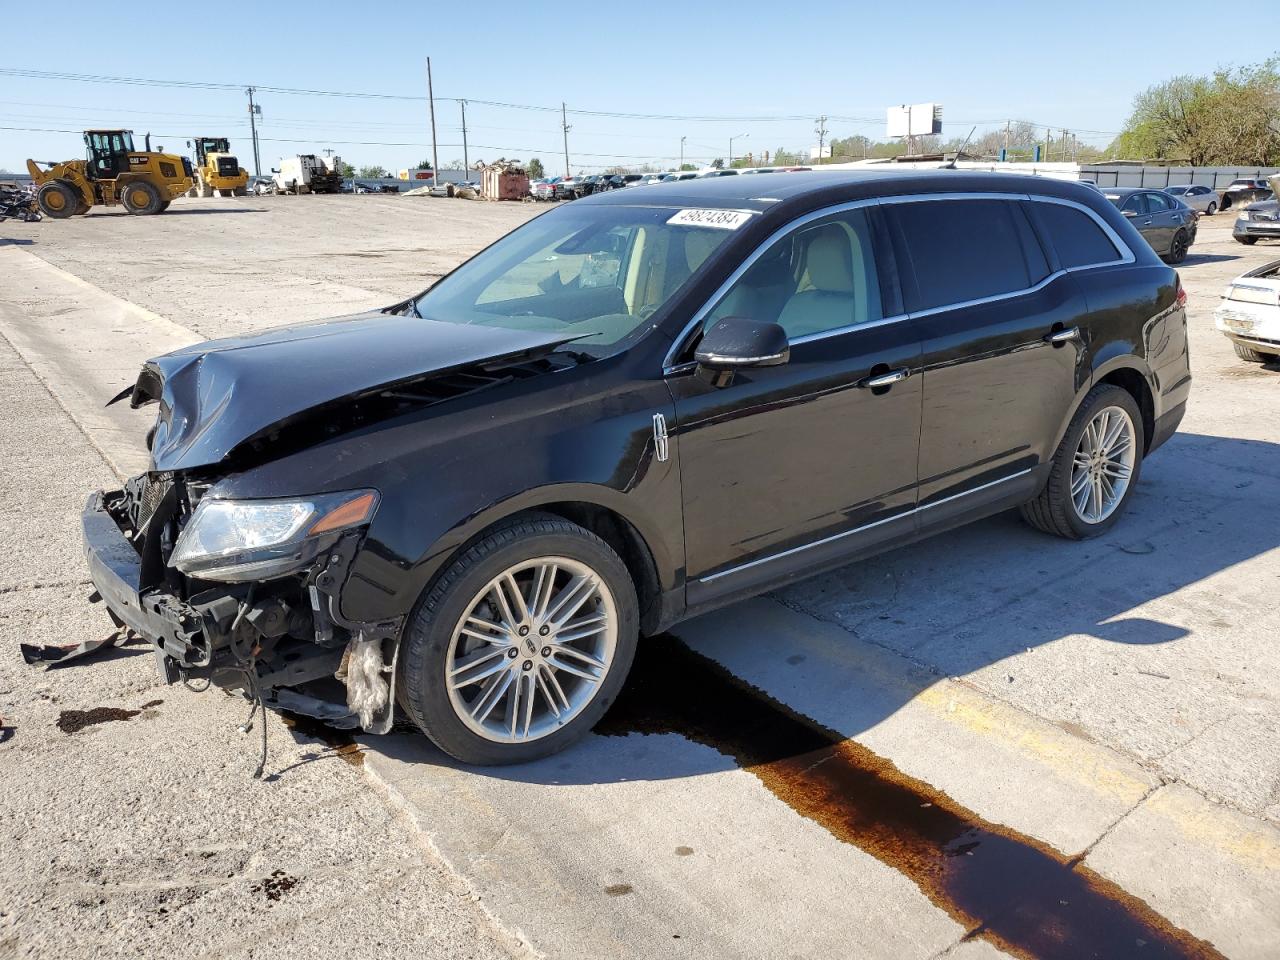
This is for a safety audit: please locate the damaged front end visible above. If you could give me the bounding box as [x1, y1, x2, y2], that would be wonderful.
[81, 472, 402, 736]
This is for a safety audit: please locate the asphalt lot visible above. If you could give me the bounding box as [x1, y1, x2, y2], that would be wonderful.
[1, 193, 1278, 960]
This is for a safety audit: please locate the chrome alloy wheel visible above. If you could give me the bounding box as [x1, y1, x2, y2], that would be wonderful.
[1070, 406, 1136, 524]
[445, 557, 618, 743]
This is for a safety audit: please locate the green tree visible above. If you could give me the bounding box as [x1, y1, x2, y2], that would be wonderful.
[710, 157, 724, 169]
[358, 165, 388, 178]
[1111, 60, 1280, 165]
[527, 157, 545, 179]
[413, 158, 434, 171]
[337, 161, 355, 178]
[679, 163, 697, 171]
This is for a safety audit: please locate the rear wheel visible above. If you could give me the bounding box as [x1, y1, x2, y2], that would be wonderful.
[1233, 341, 1272, 363]
[399, 514, 639, 765]
[1206, 201, 1217, 215]
[1236, 236, 1258, 245]
[121, 180, 162, 215]
[36, 180, 78, 219]
[1020, 384, 1144, 540]
[1164, 229, 1190, 264]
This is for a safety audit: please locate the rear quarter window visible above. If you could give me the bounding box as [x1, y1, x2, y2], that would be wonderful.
[889, 199, 1047, 311]
[1030, 202, 1122, 269]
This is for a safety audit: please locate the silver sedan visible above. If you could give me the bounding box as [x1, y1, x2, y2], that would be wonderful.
[1164, 184, 1219, 215]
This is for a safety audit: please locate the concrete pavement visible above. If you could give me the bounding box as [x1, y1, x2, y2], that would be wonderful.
[1, 197, 1277, 959]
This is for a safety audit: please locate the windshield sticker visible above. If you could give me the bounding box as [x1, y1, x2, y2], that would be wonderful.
[667, 208, 753, 230]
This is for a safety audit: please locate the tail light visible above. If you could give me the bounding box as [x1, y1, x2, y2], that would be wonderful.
[1175, 276, 1188, 309]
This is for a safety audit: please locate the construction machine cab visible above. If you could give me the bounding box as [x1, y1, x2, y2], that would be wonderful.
[84, 130, 136, 181]
[193, 137, 231, 165]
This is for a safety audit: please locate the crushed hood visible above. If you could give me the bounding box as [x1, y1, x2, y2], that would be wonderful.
[131, 311, 576, 472]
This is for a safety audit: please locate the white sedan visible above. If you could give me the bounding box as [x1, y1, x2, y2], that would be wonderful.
[1215, 259, 1280, 362]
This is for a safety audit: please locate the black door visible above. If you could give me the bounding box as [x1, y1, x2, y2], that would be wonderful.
[1141, 191, 1182, 254]
[885, 197, 1086, 518]
[667, 206, 923, 605]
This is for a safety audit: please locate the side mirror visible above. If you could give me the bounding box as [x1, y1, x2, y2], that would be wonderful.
[695, 317, 790, 370]
[271, 168, 280, 174]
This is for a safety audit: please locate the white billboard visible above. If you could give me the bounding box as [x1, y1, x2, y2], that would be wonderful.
[887, 103, 942, 138]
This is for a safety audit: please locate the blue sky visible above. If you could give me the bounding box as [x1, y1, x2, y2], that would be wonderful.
[2, 0, 1276, 175]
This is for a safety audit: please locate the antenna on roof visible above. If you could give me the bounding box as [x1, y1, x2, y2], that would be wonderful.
[942, 126, 976, 169]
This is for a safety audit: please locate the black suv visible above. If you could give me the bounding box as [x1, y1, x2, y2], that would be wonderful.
[82, 171, 1190, 765]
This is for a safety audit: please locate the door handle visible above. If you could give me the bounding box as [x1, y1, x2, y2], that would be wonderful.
[1044, 326, 1080, 345]
[860, 367, 911, 389]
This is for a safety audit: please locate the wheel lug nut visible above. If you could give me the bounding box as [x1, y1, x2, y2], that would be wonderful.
[540, 646, 551, 657]
[522, 660, 533, 671]
[518, 626, 530, 636]
[539, 625, 550, 636]
[507, 648, 518, 658]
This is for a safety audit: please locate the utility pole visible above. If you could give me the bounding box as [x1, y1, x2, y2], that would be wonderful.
[729, 132, 748, 167]
[246, 86, 262, 178]
[460, 100, 469, 176]
[1004, 119, 1011, 154]
[680, 135, 686, 170]
[561, 102, 571, 178]
[426, 58, 439, 181]
[815, 115, 828, 165]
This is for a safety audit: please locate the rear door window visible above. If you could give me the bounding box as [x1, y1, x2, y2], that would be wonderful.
[888, 199, 1044, 312]
[1121, 194, 1147, 215]
[1145, 192, 1172, 212]
[1030, 202, 1122, 268]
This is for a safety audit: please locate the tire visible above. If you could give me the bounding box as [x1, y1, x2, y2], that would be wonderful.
[1164, 229, 1190, 264]
[36, 180, 78, 219]
[1236, 236, 1258, 245]
[398, 513, 639, 765]
[120, 180, 162, 215]
[157, 200, 171, 213]
[1206, 201, 1217, 216]
[1233, 341, 1272, 363]
[1019, 384, 1145, 540]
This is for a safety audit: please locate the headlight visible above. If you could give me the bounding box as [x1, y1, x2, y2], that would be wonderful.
[169, 490, 378, 582]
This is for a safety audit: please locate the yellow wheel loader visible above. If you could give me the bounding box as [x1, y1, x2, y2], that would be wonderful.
[189, 136, 249, 197]
[26, 130, 194, 218]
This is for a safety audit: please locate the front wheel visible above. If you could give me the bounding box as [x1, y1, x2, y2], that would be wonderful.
[398, 514, 639, 765]
[1020, 385, 1144, 540]
[1233, 341, 1272, 363]
[121, 180, 163, 214]
[1236, 236, 1258, 245]
[36, 180, 78, 219]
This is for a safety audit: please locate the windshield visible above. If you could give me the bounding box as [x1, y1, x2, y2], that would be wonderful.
[413, 204, 741, 356]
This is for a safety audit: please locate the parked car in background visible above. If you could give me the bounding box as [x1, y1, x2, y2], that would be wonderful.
[249, 178, 275, 196]
[531, 177, 561, 201]
[1103, 187, 1196, 263]
[1164, 184, 1219, 215]
[779, 167, 813, 173]
[661, 172, 699, 183]
[554, 175, 586, 200]
[741, 167, 780, 175]
[1221, 178, 1273, 210]
[619, 174, 645, 187]
[83, 170, 1188, 766]
[1214, 259, 1280, 363]
[633, 173, 670, 187]
[696, 168, 739, 177]
[1233, 196, 1280, 245]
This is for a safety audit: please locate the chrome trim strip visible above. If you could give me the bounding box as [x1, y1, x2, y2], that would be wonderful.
[696, 467, 1034, 585]
[661, 191, 1134, 372]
